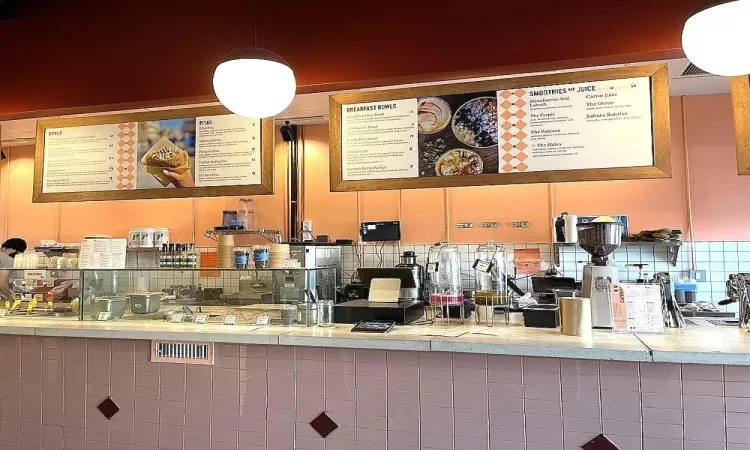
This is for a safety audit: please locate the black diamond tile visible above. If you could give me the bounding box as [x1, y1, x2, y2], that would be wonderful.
[583, 434, 620, 450]
[309, 412, 338, 438]
[97, 397, 120, 420]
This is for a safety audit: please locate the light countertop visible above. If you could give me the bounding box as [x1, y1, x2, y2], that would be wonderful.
[1, 317, 749, 364]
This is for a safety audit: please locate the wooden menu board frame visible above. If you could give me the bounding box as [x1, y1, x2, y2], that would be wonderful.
[731, 75, 750, 175]
[329, 64, 671, 192]
[33, 105, 274, 203]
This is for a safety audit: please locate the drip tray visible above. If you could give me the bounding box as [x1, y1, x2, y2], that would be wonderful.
[686, 318, 739, 327]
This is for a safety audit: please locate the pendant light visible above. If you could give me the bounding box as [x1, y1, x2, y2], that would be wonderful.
[682, 0, 750, 77]
[213, 15, 296, 119]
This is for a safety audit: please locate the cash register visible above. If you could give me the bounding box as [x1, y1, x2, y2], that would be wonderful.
[334, 267, 423, 325]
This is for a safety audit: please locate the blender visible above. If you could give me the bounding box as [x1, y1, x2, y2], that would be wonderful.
[577, 221, 623, 328]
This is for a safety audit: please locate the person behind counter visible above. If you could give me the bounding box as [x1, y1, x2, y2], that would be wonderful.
[0, 238, 27, 300]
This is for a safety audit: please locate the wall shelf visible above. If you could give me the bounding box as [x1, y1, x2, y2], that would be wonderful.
[553, 241, 683, 267]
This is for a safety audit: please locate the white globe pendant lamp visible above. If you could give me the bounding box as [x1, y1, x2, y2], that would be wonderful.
[682, 0, 750, 77]
[213, 48, 297, 119]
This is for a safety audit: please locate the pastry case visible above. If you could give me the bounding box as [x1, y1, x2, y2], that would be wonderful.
[78, 267, 336, 325]
[1, 269, 81, 319]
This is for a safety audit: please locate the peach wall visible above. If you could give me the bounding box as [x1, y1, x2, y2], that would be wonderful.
[552, 97, 690, 234]
[1, 94, 746, 247]
[685, 94, 750, 241]
[301, 124, 358, 241]
[0, 129, 290, 248]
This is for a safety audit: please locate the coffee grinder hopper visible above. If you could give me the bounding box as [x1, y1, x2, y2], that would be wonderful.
[576, 222, 624, 265]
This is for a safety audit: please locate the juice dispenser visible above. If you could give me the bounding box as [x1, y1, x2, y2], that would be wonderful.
[473, 241, 509, 326]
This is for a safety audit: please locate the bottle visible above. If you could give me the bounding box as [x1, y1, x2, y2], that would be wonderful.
[159, 244, 168, 267]
[188, 244, 197, 268]
[165, 244, 173, 268]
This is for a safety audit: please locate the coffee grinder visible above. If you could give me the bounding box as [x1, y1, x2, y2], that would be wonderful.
[577, 221, 623, 328]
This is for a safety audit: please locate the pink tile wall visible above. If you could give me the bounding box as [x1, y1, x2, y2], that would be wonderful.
[0, 336, 748, 449]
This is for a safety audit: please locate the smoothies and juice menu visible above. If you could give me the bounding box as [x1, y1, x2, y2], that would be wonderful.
[41, 114, 261, 193]
[340, 76, 656, 181]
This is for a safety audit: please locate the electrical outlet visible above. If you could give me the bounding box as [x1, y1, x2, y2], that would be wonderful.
[690, 269, 706, 282]
[455, 222, 474, 229]
[302, 220, 313, 232]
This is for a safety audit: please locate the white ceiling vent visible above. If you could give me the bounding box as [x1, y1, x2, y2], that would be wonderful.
[150, 341, 214, 365]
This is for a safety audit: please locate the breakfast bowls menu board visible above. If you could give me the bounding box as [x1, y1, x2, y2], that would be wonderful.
[731, 75, 750, 175]
[329, 64, 671, 192]
[33, 106, 274, 202]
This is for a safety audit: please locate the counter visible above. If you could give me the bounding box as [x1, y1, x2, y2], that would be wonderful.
[1, 316, 748, 365]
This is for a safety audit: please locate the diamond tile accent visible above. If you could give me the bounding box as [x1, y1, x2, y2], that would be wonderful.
[97, 397, 120, 420]
[583, 434, 619, 450]
[310, 412, 338, 438]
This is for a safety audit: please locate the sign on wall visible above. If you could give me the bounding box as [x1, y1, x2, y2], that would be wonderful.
[731, 75, 750, 175]
[329, 64, 671, 192]
[33, 106, 274, 202]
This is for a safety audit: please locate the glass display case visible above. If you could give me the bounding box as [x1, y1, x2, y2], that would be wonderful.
[79, 268, 336, 325]
[1, 269, 80, 319]
[0, 268, 336, 326]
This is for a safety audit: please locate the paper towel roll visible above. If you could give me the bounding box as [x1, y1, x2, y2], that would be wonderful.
[564, 214, 578, 243]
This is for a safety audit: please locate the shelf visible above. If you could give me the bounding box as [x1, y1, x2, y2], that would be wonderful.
[553, 241, 683, 267]
[205, 229, 282, 243]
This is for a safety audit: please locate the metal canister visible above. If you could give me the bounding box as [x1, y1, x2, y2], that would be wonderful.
[559, 297, 592, 337]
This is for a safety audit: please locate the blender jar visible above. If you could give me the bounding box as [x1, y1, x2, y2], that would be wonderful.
[427, 243, 463, 305]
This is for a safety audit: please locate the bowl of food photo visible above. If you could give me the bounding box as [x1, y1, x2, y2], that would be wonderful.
[417, 97, 451, 134]
[451, 96, 499, 148]
[435, 148, 484, 176]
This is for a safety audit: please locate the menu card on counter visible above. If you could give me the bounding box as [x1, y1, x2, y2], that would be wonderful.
[78, 238, 127, 269]
[611, 283, 664, 334]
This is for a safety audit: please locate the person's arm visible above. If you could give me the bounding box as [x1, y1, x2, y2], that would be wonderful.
[0, 270, 13, 301]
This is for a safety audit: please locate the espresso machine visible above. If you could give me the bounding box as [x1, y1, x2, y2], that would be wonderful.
[577, 221, 623, 328]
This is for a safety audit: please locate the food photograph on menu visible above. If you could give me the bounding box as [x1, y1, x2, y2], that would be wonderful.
[137, 118, 197, 188]
[417, 92, 499, 177]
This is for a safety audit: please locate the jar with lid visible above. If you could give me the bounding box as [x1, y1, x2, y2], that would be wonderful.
[426, 243, 463, 305]
[318, 300, 334, 327]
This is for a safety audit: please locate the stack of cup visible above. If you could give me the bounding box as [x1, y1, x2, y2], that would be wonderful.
[218, 235, 235, 269]
[268, 243, 291, 268]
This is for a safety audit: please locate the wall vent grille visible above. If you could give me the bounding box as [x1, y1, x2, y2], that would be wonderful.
[680, 62, 711, 78]
[150, 341, 214, 365]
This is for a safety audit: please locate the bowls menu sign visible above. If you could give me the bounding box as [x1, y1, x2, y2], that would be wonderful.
[33, 106, 274, 202]
[329, 64, 671, 191]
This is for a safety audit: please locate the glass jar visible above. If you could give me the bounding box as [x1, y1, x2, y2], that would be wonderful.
[318, 300, 334, 327]
[279, 304, 297, 326]
[427, 243, 463, 305]
[473, 241, 508, 306]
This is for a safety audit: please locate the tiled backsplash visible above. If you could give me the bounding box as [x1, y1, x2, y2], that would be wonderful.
[3, 335, 750, 450]
[343, 242, 750, 309]
[115, 241, 750, 310]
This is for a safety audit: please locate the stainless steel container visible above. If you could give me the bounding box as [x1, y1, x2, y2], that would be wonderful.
[129, 293, 162, 314]
[89, 296, 128, 320]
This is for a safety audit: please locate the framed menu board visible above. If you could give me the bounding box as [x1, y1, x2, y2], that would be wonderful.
[731, 75, 750, 175]
[329, 64, 671, 191]
[33, 105, 274, 202]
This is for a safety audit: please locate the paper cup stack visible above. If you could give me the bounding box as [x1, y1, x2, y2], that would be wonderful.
[268, 244, 291, 268]
[218, 235, 235, 269]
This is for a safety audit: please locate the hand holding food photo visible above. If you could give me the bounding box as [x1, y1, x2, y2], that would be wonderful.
[136, 119, 196, 189]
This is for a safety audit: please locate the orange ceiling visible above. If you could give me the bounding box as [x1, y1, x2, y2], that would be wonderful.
[0, 0, 699, 117]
